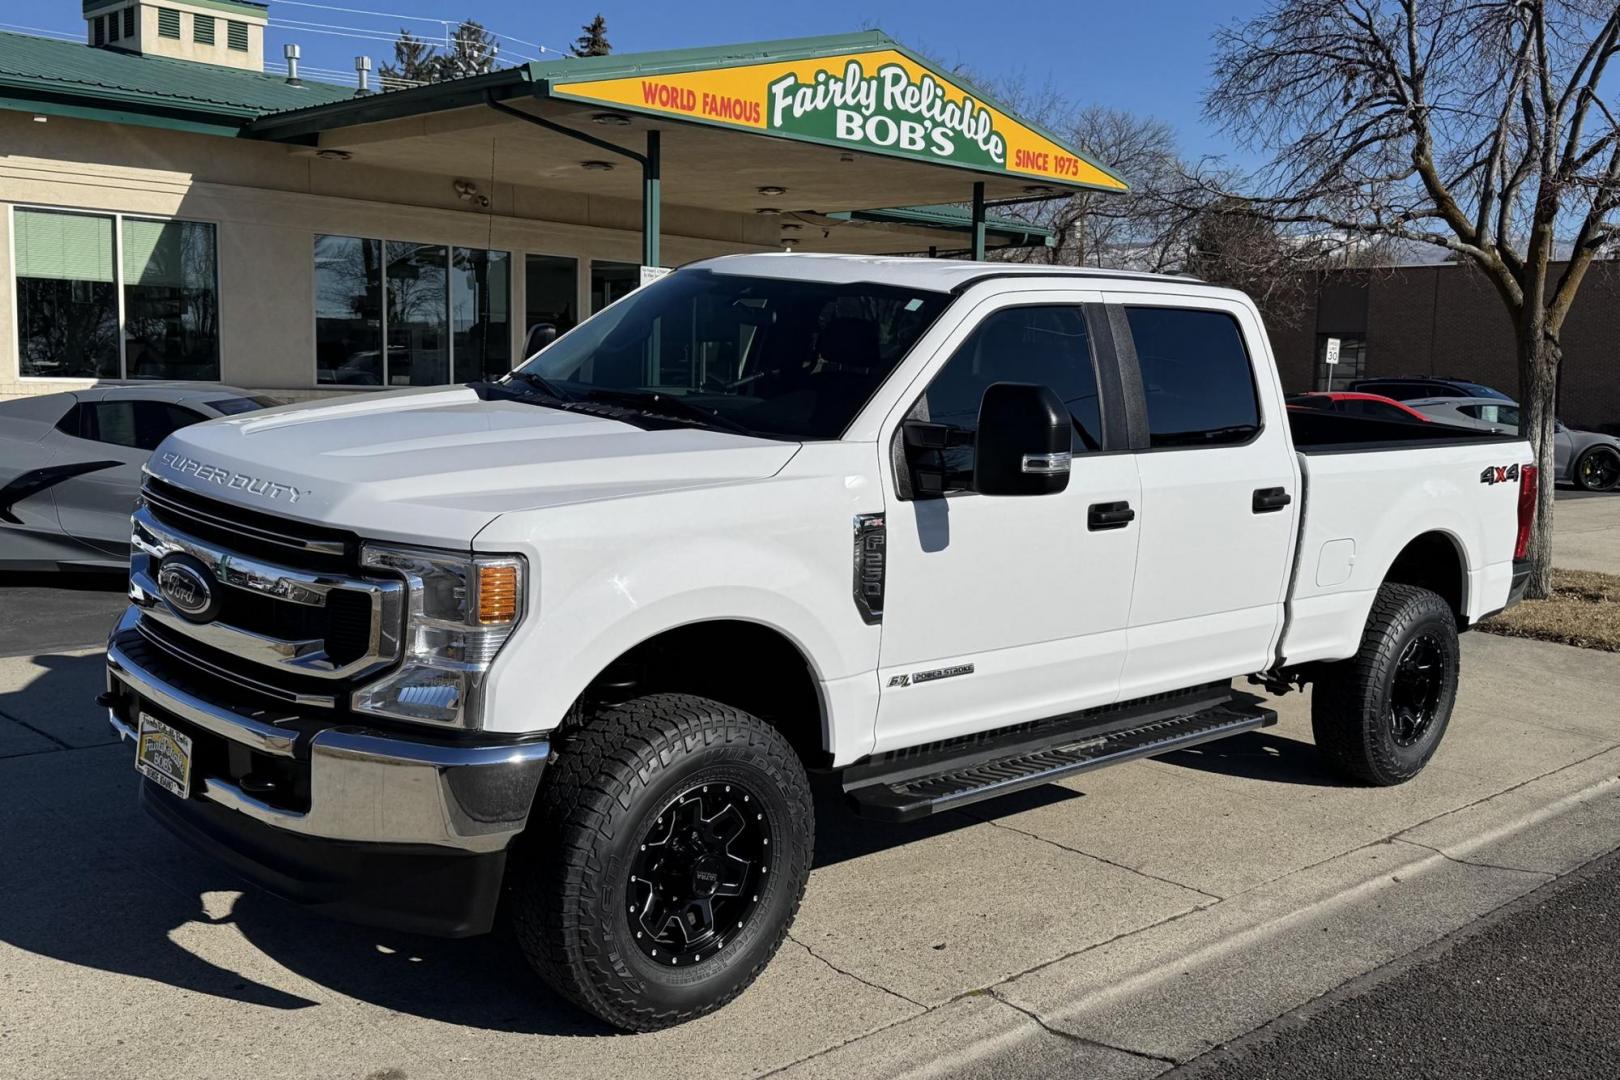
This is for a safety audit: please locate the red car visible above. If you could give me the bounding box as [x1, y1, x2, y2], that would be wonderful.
[1286, 391, 1433, 423]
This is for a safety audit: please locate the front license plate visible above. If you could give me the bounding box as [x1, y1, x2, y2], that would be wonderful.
[136, 713, 193, 800]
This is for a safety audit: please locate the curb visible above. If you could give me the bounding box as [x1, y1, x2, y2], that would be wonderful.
[772, 746, 1620, 1079]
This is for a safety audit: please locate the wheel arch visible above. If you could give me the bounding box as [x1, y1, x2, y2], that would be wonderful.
[1380, 529, 1469, 625]
[564, 617, 833, 767]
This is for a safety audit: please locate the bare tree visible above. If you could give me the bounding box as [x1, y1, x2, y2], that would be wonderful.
[1020, 107, 1190, 270]
[1207, 0, 1620, 597]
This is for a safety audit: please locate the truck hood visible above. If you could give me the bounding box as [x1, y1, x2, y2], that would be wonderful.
[148, 386, 801, 547]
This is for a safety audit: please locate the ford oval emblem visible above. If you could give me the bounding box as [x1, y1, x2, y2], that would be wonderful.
[157, 560, 215, 621]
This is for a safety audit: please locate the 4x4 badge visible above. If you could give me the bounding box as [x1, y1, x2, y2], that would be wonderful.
[1480, 463, 1521, 485]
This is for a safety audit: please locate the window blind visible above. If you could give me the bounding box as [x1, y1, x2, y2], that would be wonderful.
[13, 209, 115, 282]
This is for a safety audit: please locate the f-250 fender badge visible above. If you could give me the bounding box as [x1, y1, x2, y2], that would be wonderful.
[1480, 463, 1521, 485]
[887, 663, 975, 688]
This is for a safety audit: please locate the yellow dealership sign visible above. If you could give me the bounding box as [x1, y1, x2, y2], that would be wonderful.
[550, 48, 1127, 192]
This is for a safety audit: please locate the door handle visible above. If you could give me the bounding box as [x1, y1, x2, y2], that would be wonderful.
[1088, 501, 1136, 530]
[1252, 487, 1292, 513]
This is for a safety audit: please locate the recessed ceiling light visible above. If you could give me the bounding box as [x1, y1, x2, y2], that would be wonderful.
[757, 185, 786, 196]
[32, 114, 48, 123]
[592, 112, 631, 126]
[755, 207, 782, 216]
[316, 148, 352, 161]
[780, 223, 803, 232]
[580, 160, 615, 171]
[1022, 184, 1055, 195]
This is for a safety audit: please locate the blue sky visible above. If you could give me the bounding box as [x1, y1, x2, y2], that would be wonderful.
[7, 0, 1270, 163]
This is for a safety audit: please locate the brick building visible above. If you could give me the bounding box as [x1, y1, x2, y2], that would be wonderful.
[1268, 260, 1620, 432]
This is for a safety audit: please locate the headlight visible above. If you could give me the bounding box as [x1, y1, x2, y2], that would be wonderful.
[352, 543, 527, 727]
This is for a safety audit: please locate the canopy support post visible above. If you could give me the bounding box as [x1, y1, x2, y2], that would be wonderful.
[970, 182, 986, 261]
[643, 130, 661, 268]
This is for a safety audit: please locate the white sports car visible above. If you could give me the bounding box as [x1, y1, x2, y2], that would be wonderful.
[0, 385, 283, 571]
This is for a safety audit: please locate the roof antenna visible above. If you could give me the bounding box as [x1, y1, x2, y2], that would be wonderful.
[354, 55, 373, 96]
[283, 43, 301, 86]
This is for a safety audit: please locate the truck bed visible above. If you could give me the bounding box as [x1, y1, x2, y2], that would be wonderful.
[1278, 409, 1529, 669]
[1286, 408, 1521, 453]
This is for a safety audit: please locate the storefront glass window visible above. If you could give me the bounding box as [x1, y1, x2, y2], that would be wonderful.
[316, 236, 510, 386]
[591, 261, 639, 314]
[452, 247, 511, 382]
[315, 235, 384, 385]
[13, 208, 121, 379]
[524, 254, 578, 357]
[122, 218, 220, 380]
[386, 241, 449, 386]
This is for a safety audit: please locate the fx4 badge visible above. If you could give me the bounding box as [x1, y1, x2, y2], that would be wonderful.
[1480, 463, 1521, 486]
[887, 663, 975, 688]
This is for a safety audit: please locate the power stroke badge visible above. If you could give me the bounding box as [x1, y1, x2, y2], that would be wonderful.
[888, 664, 975, 689]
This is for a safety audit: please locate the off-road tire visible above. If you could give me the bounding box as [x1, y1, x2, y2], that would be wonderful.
[1573, 445, 1620, 492]
[1311, 583, 1460, 786]
[508, 693, 814, 1031]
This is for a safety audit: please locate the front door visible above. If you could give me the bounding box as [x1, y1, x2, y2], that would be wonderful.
[49, 397, 207, 556]
[874, 294, 1141, 752]
[1108, 298, 1298, 699]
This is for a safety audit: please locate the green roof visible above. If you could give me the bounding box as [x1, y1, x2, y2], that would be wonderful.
[0, 30, 353, 134]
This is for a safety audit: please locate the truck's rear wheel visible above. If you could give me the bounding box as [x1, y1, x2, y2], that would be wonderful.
[1311, 583, 1460, 786]
[509, 693, 814, 1031]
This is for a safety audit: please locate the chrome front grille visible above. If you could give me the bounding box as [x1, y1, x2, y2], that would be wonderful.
[142, 475, 354, 570]
[130, 502, 403, 706]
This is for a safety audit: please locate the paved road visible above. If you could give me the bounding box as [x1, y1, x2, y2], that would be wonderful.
[0, 572, 126, 656]
[1172, 846, 1620, 1080]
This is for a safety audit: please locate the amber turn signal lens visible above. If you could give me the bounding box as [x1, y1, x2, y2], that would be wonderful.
[477, 564, 519, 624]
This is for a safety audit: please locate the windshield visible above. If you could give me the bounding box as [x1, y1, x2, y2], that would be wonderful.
[509, 270, 951, 440]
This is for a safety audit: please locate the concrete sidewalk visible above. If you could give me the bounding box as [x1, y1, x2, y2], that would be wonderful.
[1554, 494, 1620, 573]
[0, 632, 1616, 1080]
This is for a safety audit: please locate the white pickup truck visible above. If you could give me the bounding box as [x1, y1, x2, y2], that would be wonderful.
[104, 254, 1535, 1030]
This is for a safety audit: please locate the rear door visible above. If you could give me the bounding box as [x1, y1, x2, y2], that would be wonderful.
[1107, 294, 1299, 698]
[874, 291, 1142, 750]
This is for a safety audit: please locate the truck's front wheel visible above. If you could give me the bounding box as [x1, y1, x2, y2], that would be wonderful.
[1311, 583, 1460, 786]
[509, 693, 814, 1031]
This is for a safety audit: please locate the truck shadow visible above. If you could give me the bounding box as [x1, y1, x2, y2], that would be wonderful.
[1157, 729, 1349, 787]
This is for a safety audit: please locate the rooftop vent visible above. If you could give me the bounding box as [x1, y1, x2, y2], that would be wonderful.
[85, 0, 269, 72]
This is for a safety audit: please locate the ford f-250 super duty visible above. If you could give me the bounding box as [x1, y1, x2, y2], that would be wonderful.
[103, 254, 1535, 1030]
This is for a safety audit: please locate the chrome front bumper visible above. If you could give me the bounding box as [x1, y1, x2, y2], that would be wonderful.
[107, 608, 549, 855]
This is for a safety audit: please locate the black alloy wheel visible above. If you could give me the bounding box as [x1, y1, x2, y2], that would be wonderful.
[509, 693, 814, 1031]
[1575, 447, 1620, 492]
[1312, 582, 1460, 786]
[1388, 632, 1444, 747]
[627, 781, 770, 967]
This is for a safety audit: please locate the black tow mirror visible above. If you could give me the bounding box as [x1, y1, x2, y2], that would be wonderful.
[523, 323, 559, 358]
[973, 382, 1071, 496]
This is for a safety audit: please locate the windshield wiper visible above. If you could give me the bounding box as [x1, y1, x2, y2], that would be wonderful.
[504, 370, 574, 401]
[580, 389, 756, 437]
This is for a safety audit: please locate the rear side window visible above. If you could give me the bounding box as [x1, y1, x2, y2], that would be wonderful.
[1126, 307, 1259, 448]
[1460, 403, 1520, 426]
[206, 395, 285, 415]
[82, 400, 206, 451]
[917, 305, 1102, 479]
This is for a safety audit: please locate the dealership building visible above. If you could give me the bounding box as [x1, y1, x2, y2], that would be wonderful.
[0, 4, 1130, 401]
[1267, 261, 1620, 433]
